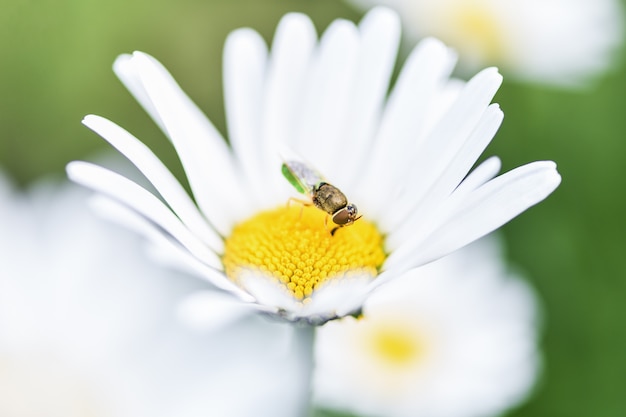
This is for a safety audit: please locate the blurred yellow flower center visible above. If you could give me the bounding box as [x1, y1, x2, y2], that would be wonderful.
[445, 3, 506, 63]
[369, 324, 426, 365]
[223, 205, 386, 301]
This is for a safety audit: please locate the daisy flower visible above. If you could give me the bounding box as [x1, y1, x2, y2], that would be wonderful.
[347, 0, 624, 86]
[67, 7, 560, 327]
[314, 237, 540, 417]
[0, 174, 310, 417]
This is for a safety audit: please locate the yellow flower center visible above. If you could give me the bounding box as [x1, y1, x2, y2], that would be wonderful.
[368, 322, 426, 366]
[223, 205, 386, 301]
[444, 2, 508, 64]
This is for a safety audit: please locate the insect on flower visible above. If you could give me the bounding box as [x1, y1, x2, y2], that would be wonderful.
[281, 160, 361, 234]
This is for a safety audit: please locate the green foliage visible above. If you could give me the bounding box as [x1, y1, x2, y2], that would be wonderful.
[0, 0, 358, 184]
[492, 70, 626, 417]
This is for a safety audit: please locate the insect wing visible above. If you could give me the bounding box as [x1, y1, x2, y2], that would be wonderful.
[281, 161, 324, 195]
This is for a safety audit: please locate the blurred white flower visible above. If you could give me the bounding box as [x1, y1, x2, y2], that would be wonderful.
[0, 174, 311, 417]
[314, 237, 540, 417]
[347, 0, 624, 87]
[67, 7, 559, 327]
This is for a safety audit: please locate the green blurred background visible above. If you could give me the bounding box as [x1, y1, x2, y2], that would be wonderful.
[1, 0, 624, 416]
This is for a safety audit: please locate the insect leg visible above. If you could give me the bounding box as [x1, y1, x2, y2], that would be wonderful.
[325, 215, 341, 236]
[286, 197, 311, 220]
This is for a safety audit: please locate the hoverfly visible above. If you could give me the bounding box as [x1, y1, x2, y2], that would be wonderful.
[281, 160, 361, 233]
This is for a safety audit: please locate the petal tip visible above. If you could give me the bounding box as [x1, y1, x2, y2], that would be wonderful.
[81, 114, 95, 125]
[113, 53, 132, 68]
[276, 12, 316, 34]
[65, 160, 85, 179]
[364, 6, 401, 26]
[226, 27, 263, 46]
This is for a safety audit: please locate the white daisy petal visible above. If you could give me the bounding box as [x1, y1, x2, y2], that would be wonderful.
[113, 54, 166, 133]
[433, 160, 561, 246]
[334, 7, 401, 184]
[398, 67, 502, 197]
[88, 194, 177, 253]
[88, 195, 253, 299]
[350, 269, 397, 300]
[259, 13, 319, 204]
[453, 155, 502, 196]
[293, 19, 360, 176]
[385, 103, 504, 242]
[238, 271, 300, 314]
[421, 104, 504, 205]
[66, 162, 221, 269]
[386, 161, 561, 271]
[356, 37, 457, 213]
[131, 51, 249, 235]
[145, 240, 255, 300]
[303, 275, 374, 321]
[223, 28, 270, 207]
[372, 67, 502, 232]
[82, 115, 223, 253]
[177, 291, 264, 332]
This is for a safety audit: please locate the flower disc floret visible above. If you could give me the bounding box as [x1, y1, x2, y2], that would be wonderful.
[223, 206, 386, 300]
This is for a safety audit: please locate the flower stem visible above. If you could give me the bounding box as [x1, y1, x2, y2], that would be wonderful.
[293, 324, 316, 417]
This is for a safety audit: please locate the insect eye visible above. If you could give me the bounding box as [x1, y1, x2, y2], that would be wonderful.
[332, 204, 359, 226]
[332, 208, 352, 225]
